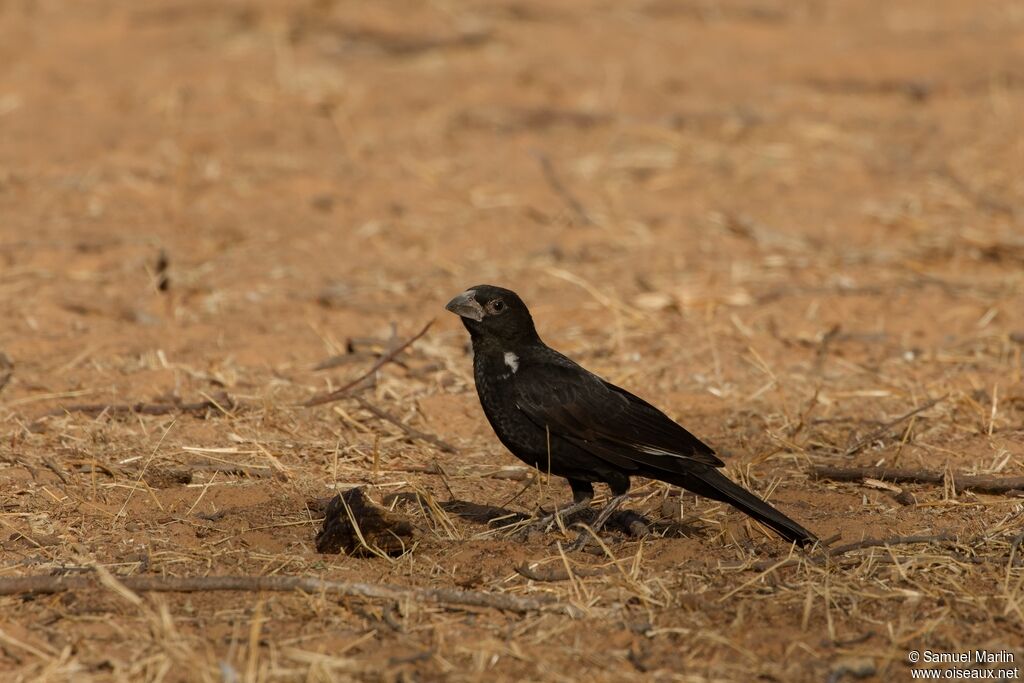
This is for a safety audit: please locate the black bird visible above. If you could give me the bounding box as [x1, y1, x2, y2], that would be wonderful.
[445, 284, 818, 548]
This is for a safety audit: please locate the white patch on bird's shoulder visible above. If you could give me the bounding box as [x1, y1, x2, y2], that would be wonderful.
[503, 352, 519, 373]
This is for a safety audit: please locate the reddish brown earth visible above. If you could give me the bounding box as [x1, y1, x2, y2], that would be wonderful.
[1, 1, 1023, 681]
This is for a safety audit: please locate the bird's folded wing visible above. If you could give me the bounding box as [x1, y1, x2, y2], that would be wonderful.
[513, 364, 724, 470]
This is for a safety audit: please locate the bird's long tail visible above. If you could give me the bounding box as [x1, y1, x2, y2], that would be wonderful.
[669, 467, 818, 546]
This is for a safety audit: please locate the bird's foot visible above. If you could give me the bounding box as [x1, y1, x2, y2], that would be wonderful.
[566, 493, 630, 551]
[567, 519, 649, 551]
[513, 499, 592, 539]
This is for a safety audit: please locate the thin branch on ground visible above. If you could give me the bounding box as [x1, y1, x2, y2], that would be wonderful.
[45, 393, 235, 419]
[353, 396, 458, 454]
[827, 533, 959, 557]
[843, 395, 947, 455]
[812, 466, 1024, 495]
[0, 574, 582, 617]
[515, 563, 616, 582]
[533, 151, 594, 226]
[304, 319, 434, 407]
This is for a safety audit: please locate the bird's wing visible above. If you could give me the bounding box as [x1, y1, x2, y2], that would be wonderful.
[512, 361, 724, 471]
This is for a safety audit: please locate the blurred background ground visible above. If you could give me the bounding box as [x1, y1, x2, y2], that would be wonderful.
[1, 0, 1023, 680]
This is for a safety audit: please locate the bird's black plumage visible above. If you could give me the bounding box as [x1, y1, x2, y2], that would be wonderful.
[445, 284, 818, 547]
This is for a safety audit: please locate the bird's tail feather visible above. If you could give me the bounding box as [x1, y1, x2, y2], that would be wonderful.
[670, 468, 818, 546]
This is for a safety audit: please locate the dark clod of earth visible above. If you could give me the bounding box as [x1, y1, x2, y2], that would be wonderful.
[316, 486, 417, 556]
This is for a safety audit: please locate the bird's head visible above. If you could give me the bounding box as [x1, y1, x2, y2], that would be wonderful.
[445, 285, 539, 344]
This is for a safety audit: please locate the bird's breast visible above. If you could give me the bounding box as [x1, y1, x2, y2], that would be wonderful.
[471, 353, 546, 456]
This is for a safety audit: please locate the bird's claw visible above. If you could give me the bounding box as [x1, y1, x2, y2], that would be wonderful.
[510, 499, 593, 540]
[512, 510, 582, 540]
[567, 529, 592, 552]
[567, 520, 647, 552]
[511, 514, 557, 540]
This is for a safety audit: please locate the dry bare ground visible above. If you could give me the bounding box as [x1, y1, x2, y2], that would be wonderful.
[1, 0, 1023, 681]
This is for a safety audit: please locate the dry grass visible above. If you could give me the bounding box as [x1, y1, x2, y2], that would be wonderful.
[2, 0, 1024, 680]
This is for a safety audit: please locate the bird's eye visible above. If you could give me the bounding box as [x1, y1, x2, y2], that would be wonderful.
[489, 299, 505, 313]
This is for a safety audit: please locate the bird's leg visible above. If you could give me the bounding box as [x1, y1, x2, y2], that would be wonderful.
[517, 480, 593, 536]
[569, 493, 629, 550]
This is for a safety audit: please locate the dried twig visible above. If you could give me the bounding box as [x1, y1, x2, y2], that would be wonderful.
[0, 351, 12, 397]
[313, 325, 407, 371]
[304, 320, 434, 407]
[938, 165, 1016, 217]
[743, 533, 962, 572]
[812, 466, 1024, 495]
[40, 456, 71, 485]
[312, 351, 379, 372]
[43, 455, 272, 486]
[844, 395, 947, 455]
[71, 462, 118, 478]
[516, 563, 616, 582]
[295, 22, 491, 58]
[155, 249, 170, 292]
[827, 533, 958, 557]
[1009, 533, 1024, 568]
[46, 394, 235, 418]
[0, 574, 581, 617]
[191, 463, 274, 478]
[354, 397, 458, 454]
[534, 151, 594, 226]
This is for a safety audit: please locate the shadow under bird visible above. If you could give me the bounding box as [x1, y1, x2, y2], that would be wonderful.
[445, 285, 818, 549]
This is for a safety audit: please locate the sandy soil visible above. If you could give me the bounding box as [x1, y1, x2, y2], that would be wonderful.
[1, 0, 1023, 680]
